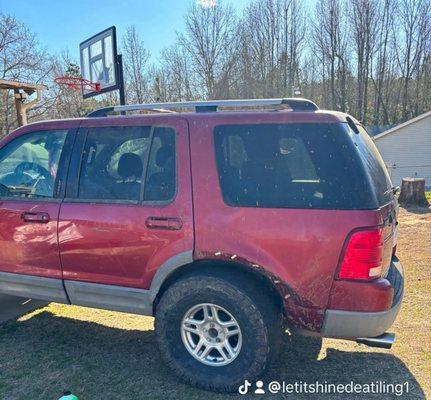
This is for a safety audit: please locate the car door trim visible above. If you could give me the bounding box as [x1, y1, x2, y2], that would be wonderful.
[64, 280, 153, 315]
[0, 271, 69, 303]
[63, 250, 193, 315]
[0, 251, 193, 316]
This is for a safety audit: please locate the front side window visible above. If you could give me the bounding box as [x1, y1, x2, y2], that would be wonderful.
[77, 126, 176, 202]
[214, 123, 375, 209]
[0, 130, 67, 199]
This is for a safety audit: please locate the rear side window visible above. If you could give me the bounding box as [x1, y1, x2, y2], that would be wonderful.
[214, 123, 376, 210]
[354, 126, 394, 206]
[77, 126, 176, 202]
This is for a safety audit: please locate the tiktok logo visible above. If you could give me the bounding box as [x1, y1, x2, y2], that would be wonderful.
[238, 380, 252, 395]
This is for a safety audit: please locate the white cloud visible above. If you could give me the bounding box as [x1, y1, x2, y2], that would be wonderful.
[196, 0, 217, 8]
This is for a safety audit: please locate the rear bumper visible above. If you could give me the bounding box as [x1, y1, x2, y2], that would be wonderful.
[321, 257, 404, 339]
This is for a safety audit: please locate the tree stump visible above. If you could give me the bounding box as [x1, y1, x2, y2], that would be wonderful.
[398, 178, 429, 206]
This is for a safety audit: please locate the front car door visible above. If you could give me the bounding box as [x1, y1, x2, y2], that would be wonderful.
[0, 123, 75, 302]
[58, 116, 193, 311]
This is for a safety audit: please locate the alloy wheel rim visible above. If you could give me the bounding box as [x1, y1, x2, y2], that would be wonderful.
[180, 303, 242, 367]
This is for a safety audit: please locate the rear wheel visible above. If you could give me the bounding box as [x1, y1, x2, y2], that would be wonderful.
[155, 274, 283, 392]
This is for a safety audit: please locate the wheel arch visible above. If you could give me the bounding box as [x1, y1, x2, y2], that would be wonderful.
[151, 254, 286, 318]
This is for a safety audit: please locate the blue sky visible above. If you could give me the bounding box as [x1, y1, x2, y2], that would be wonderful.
[0, 0, 251, 64]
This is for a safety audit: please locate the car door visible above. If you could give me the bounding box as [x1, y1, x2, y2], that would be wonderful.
[0, 126, 74, 293]
[58, 116, 193, 292]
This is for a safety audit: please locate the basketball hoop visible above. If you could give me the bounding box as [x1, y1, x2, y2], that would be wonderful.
[54, 76, 101, 92]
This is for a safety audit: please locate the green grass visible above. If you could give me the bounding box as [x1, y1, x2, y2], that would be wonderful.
[0, 208, 430, 399]
[425, 191, 431, 202]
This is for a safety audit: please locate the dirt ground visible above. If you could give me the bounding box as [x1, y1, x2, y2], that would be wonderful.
[0, 206, 429, 399]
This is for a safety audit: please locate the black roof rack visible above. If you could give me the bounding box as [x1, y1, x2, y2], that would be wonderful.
[87, 98, 319, 117]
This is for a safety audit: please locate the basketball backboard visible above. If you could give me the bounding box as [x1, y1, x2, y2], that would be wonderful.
[80, 26, 119, 98]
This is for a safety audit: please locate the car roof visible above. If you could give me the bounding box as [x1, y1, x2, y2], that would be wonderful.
[29, 109, 347, 125]
[4, 109, 352, 142]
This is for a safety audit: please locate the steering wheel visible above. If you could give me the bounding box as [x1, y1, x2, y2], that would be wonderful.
[14, 162, 51, 180]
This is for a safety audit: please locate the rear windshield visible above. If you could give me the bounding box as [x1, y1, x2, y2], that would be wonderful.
[214, 123, 389, 210]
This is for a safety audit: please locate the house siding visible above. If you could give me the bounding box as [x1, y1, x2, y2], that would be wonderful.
[373, 114, 431, 188]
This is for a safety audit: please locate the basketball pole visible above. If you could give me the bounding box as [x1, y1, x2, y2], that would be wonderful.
[117, 54, 126, 106]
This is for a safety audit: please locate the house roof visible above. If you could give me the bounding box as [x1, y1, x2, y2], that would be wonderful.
[373, 110, 431, 140]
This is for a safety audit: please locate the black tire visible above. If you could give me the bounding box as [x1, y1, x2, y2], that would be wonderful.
[155, 273, 283, 393]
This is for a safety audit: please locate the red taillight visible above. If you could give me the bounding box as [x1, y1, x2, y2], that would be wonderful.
[338, 228, 384, 281]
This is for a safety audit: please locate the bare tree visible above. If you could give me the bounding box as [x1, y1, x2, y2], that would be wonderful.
[312, 0, 349, 110]
[156, 45, 195, 101]
[349, 0, 380, 121]
[122, 26, 150, 103]
[370, 0, 396, 125]
[395, 0, 430, 121]
[283, 0, 306, 95]
[0, 13, 51, 134]
[237, 0, 305, 98]
[2, 1, 431, 132]
[241, 0, 280, 96]
[178, 2, 237, 98]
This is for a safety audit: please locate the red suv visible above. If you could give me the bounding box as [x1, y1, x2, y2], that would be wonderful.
[0, 99, 403, 392]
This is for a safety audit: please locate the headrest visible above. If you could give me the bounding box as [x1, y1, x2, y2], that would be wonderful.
[118, 153, 143, 179]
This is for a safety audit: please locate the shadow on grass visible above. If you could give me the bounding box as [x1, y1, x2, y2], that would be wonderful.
[0, 311, 425, 400]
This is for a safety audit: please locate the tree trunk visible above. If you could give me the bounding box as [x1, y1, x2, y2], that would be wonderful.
[398, 178, 429, 206]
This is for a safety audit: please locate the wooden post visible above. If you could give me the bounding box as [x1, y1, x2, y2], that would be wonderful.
[0, 80, 47, 127]
[14, 90, 28, 126]
[398, 178, 429, 206]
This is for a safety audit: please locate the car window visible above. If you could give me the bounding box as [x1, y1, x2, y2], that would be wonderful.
[214, 123, 375, 210]
[278, 137, 318, 181]
[78, 126, 151, 201]
[354, 125, 394, 206]
[0, 130, 67, 199]
[144, 127, 176, 202]
[107, 137, 149, 181]
[77, 126, 176, 202]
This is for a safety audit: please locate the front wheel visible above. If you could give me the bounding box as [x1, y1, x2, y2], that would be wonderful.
[155, 274, 283, 392]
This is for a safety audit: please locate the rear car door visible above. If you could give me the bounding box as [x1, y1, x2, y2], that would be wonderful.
[58, 116, 193, 289]
[0, 126, 74, 282]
